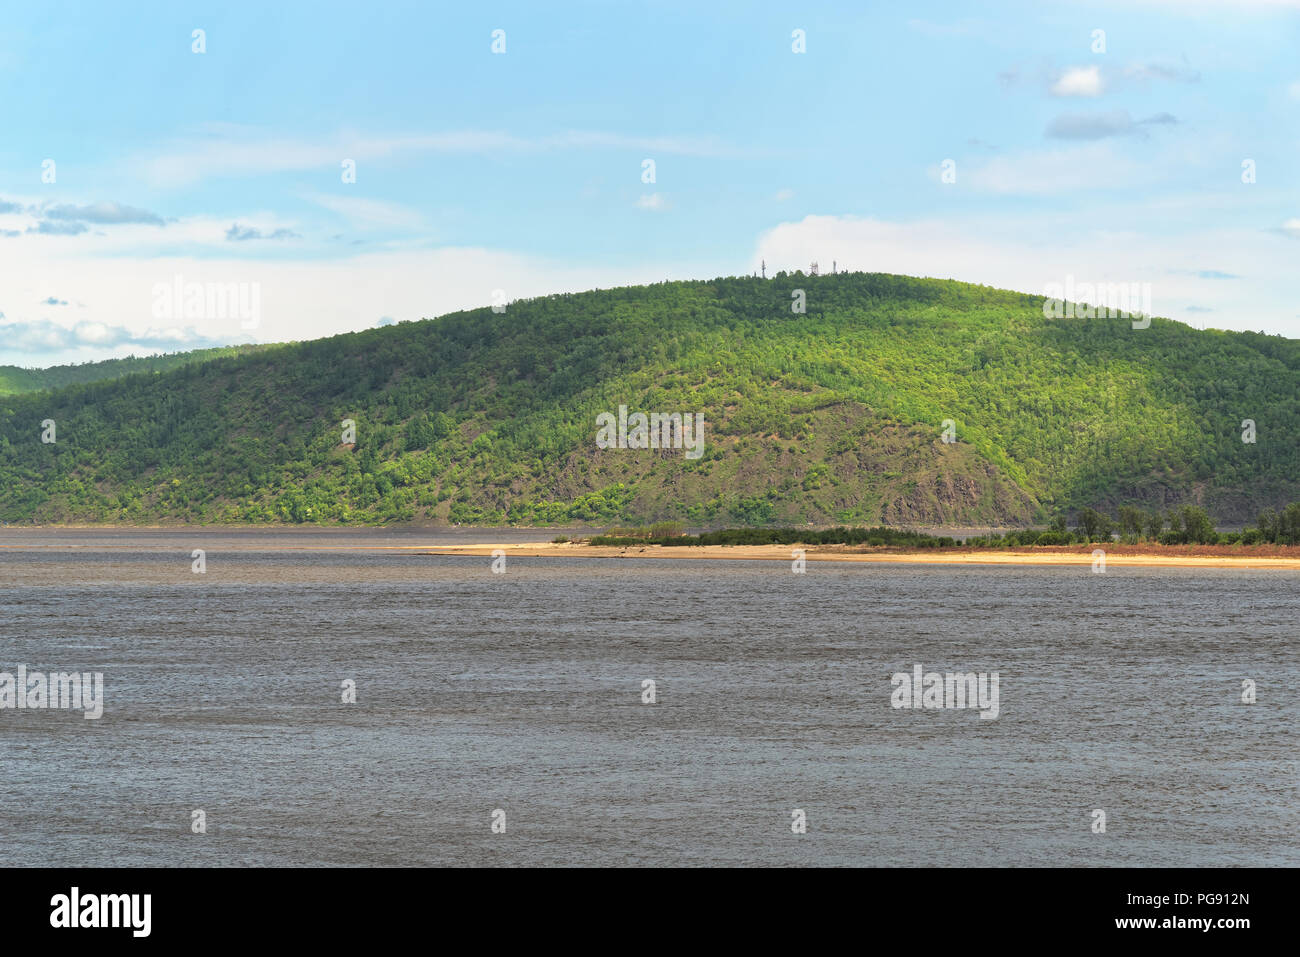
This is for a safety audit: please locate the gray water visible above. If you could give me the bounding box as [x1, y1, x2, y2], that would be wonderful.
[0, 529, 1295, 867]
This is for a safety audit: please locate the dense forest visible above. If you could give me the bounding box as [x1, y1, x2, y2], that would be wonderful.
[0, 273, 1297, 527]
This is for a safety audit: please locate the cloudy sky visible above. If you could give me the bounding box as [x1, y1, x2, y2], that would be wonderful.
[1, 0, 1298, 367]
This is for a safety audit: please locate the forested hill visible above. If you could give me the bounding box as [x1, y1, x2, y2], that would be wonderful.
[1, 273, 1297, 527]
[0, 345, 272, 396]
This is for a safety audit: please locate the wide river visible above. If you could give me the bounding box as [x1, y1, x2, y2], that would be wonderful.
[1, 528, 1295, 866]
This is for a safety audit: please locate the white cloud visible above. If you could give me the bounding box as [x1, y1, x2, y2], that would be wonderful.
[1046, 110, 1137, 139]
[302, 192, 427, 230]
[140, 131, 518, 188]
[751, 213, 1300, 335]
[1124, 61, 1200, 84]
[69, 321, 114, 344]
[0, 317, 221, 354]
[0, 210, 304, 253]
[225, 223, 300, 242]
[634, 193, 666, 211]
[959, 143, 1154, 194]
[774, 188, 795, 202]
[0, 242, 711, 365]
[135, 127, 744, 187]
[1051, 66, 1103, 97]
[39, 201, 165, 226]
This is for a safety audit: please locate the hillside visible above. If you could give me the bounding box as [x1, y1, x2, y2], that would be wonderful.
[0, 345, 273, 396]
[1, 273, 1297, 526]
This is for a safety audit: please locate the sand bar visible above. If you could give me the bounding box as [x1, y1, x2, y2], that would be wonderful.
[419, 541, 1300, 569]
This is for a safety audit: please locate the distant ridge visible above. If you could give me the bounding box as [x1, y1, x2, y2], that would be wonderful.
[1, 273, 1296, 526]
[0, 345, 275, 397]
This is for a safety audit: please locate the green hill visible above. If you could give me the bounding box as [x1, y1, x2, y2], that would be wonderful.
[0, 345, 272, 396]
[0, 273, 1296, 526]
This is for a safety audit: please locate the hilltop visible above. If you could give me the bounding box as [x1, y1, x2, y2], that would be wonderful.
[1, 273, 1296, 526]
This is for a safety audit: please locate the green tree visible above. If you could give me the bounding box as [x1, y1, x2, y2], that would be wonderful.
[1117, 505, 1144, 542]
[1257, 508, 1278, 543]
[1179, 505, 1216, 544]
[1279, 502, 1300, 544]
[1076, 507, 1112, 542]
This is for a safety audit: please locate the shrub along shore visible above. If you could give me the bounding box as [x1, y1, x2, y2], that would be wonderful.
[584, 503, 1300, 549]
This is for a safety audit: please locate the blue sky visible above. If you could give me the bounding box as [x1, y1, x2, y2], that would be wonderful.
[1, 0, 1298, 366]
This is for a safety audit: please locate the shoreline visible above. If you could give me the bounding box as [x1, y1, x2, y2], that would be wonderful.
[419, 541, 1300, 569]
[2, 529, 1297, 567]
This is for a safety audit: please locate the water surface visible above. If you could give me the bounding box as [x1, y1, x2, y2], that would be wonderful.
[1, 529, 1294, 866]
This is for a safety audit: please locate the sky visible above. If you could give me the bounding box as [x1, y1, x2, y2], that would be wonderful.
[1, 0, 1298, 367]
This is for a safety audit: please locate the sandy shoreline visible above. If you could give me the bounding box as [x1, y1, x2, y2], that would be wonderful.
[3, 530, 1297, 567]
[419, 541, 1300, 568]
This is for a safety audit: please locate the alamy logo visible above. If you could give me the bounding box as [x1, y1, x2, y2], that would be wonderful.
[595, 405, 705, 459]
[1042, 275, 1152, 328]
[0, 665, 103, 719]
[890, 664, 999, 720]
[151, 273, 261, 329]
[50, 888, 151, 937]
